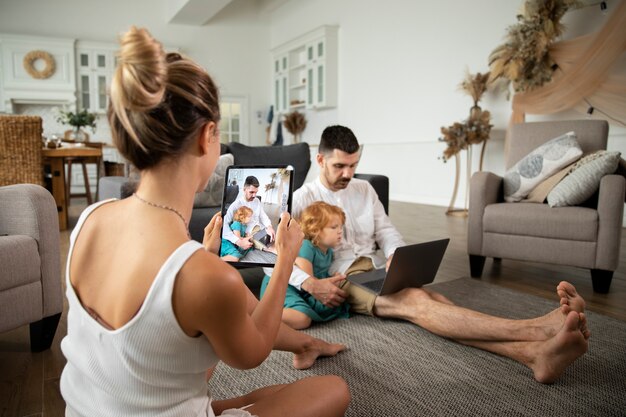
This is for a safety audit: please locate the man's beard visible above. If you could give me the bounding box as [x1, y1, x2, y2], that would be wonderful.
[334, 177, 351, 189]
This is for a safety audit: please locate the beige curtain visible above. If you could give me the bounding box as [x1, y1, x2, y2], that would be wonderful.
[508, 0, 626, 152]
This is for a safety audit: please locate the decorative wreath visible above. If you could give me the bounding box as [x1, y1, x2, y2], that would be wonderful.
[23, 50, 56, 79]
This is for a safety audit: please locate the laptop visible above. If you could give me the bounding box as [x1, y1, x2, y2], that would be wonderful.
[348, 238, 450, 296]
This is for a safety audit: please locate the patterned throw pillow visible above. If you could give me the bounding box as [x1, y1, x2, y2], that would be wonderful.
[503, 132, 582, 202]
[547, 150, 621, 207]
[193, 153, 234, 208]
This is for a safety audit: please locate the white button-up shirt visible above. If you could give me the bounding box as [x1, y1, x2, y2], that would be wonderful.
[265, 177, 405, 290]
[222, 196, 272, 244]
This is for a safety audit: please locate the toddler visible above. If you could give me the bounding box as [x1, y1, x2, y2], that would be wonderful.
[260, 201, 349, 329]
[220, 206, 253, 261]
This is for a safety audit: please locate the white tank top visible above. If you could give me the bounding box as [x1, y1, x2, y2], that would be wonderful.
[60, 200, 219, 417]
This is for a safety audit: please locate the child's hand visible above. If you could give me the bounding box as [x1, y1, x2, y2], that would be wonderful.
[275, 212, 303, 264]
[203, 212, 222, 254]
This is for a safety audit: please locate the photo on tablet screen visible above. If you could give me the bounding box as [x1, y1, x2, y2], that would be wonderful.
[219, 165, 294, 267]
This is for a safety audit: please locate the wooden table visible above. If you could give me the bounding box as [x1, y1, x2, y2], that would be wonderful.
[42, 144, 103, 230]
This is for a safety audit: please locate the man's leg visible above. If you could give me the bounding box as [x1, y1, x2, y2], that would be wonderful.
[244, 284, 345, 369]
[459, 312, 588, 384]
[373, 281, 586, 341]
[373, 281, 589, 383]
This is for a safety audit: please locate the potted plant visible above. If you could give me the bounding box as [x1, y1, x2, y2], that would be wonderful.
[56, 108, 97, 142]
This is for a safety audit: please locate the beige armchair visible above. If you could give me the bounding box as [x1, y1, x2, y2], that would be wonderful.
[0, 184, 63, 351]
[468, 120, 624, 293]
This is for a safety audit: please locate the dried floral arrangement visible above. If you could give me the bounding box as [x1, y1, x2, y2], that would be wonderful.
[440, 110, 493, 161]
[283, 111, 307, 143]
[488, 0, 579, 93]
[440, 71, 493, 162]
[460, 70, 490, 107]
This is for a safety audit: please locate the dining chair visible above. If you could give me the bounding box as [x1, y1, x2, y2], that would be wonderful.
[0, 115, 44, 187]
[63, 130, 103, 204]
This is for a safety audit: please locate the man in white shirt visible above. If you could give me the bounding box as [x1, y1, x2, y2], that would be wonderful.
[223, 175, 276, 251]
[280, 125, 591, 383]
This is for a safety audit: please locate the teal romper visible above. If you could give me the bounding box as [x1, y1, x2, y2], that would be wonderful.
[220, 221, 250, 258]
[260, 239, 350, 322]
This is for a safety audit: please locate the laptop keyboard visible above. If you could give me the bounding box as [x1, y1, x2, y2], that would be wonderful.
[361, 279, 385, 293]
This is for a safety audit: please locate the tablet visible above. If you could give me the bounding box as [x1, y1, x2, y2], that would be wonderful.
[219, 165, 294, 267]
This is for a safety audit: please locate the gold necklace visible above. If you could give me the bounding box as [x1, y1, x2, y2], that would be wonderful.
[133, 193, 191, 239]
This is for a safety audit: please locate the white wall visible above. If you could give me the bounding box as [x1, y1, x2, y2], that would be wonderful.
[1, 0, 624, 217]
[269, 0, 626, 212]
[0, 0, 272, 144]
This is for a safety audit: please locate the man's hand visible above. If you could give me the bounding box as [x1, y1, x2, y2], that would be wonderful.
[236, 236, 253, 250]
[203, 212, 222, 254]
[302, 273, 347, 307]
[266, 225, 276, 243]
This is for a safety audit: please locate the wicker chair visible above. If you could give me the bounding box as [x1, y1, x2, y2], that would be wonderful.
[0, 115, 44, 186]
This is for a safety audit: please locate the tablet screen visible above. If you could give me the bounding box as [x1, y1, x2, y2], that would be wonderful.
[219, 165, 294, 267]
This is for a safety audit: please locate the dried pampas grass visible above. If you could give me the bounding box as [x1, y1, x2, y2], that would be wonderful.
[459, 70, 490, 106]
[488, 0, 578, 93]
[283, 111, 307, 142]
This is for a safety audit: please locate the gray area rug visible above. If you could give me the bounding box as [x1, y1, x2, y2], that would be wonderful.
[209, 278, 626, 416]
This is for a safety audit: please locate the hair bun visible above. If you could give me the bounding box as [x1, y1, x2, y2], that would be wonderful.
[114, 26, 166, 111]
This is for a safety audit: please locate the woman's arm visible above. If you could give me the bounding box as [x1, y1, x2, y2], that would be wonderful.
[175, 213, 303, 370]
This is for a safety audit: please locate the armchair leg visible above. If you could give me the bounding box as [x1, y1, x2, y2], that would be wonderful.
[29, 313, 61, 352]
[469, 255, 486, 278]
[590, 269, 613, 294]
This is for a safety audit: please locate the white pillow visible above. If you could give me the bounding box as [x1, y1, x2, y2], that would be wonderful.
[547, 151, 621, 207]
[194, 153, 234, 208]
[503, 132, 582, 202]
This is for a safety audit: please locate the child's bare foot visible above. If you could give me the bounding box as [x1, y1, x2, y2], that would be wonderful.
[557, 281, 586, 315]
[530, 311, 588, 384]
[293, 338, 346, 370]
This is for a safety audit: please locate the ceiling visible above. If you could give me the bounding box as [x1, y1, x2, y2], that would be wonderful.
[166, 0, 291, 25]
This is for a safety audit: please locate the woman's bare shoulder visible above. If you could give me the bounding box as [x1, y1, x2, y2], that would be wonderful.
[174, 250, 248, 332]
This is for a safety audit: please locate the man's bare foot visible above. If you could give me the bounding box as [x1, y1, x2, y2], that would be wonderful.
[534, 282, 588, 340]
[557, 281, 586, 315]
[530, 311, 588, 384]
[579, 312, 591, 340]
[293, 338, 346, 370]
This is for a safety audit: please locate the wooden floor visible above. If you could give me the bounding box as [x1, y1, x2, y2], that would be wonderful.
[1, 200, 624, 416]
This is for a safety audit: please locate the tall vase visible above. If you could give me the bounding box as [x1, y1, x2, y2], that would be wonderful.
[446, 150, 471, 218]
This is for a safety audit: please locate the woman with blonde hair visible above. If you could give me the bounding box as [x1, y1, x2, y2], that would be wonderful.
[60, 26, 349, 417]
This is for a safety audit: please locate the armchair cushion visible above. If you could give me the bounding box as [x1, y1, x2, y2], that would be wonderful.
[548, 150, 621, 207]
[484, 203, 598, 242]
[0, 236, 41, 290]
[193, 153, 234, 208]
[503, 131, 582, 202]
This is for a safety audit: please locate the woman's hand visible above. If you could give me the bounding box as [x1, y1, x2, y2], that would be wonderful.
[274, 212, 303, 266]
[203, 212, 222, 254]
